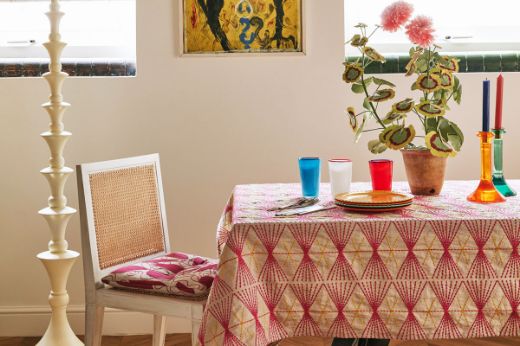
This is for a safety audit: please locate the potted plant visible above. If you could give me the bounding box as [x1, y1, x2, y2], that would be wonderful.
[343, 1, 463, 195]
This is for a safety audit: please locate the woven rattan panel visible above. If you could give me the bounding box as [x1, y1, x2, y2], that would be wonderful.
[89, 164, 166, 269]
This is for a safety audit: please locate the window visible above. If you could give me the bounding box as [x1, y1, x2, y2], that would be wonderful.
[345, 0, 520, 56]
[0, 0, 136, 77]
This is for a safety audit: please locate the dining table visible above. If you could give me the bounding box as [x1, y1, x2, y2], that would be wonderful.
[198, 180, 520, 345]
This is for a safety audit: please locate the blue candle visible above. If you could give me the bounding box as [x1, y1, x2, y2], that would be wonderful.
[483, 80, 490, 132]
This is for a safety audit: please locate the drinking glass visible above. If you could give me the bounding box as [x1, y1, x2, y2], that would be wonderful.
[369, 159, 393, 191]
[299, 157, 321, 198]
[328, 158, 352, 197]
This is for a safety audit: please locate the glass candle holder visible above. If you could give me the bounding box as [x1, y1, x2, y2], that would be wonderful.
[492, 129, 517, 197]
[369, 159, 393, 191]
[467, 132, 506, 203]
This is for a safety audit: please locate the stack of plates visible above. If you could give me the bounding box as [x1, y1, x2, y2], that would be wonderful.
[335, 191, 413, 212]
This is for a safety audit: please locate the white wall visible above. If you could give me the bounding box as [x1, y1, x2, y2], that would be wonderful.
[1, 0, 519, 336]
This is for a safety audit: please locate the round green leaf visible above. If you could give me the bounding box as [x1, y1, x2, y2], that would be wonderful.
[382, 111, 406, 125]
[351, 83, 365, 94]
[368, 89, 395, 102]
[368, 139, 388, 154]
[387, 125, 416, 150]
[373, 77, 396, 87]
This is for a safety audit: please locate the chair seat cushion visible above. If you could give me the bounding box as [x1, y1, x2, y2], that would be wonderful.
[101, 252, 218, 298]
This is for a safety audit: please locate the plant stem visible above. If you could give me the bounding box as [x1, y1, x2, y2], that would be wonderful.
[361, 75, 386, 129]
[362, 128, 384, 133]
[359, 56, 386, 129]
[446, 89, 455, 103]
[424, 48, 432, 102]
[373, 84, 382, 112]
[355, 26, 386, 130]
[413, 109, 426, 129]
[367, 26, 380, 39]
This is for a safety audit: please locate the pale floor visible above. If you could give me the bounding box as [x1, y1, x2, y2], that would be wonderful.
[1, 335, 520, 346]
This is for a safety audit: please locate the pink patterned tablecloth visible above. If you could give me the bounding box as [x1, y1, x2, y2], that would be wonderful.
[199, 181, 520, 345]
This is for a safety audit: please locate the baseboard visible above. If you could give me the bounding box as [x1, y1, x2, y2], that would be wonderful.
[0, 305, 190, 337]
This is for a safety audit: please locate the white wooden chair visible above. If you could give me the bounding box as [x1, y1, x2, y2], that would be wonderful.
[77, 154, 210, 346]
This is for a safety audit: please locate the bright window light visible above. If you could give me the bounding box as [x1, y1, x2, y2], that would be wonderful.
[0, 0, 136, 60]
[345, 0, 520, 55]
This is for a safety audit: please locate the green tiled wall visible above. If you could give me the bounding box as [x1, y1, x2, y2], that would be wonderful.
[0, 59, 136, 77]
[348, 53, 520, 74]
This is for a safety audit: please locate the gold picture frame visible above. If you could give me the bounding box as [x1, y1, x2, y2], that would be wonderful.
[180, 0, 306, 56]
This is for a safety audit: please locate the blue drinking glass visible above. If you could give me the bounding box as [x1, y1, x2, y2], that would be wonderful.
[299, 157, 321, 198]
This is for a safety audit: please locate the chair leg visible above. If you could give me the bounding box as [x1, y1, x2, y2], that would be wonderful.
[85, 304, 104, 346]
[191, 318, 202, 346]
[152, 314, 167, 346]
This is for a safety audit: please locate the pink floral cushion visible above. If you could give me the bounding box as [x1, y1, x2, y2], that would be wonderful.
[101, 252, 218, 298]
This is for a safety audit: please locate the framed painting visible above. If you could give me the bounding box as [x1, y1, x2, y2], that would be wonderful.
[181, 0, 305, 55]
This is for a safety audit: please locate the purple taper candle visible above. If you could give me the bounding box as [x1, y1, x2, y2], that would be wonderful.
[483, 79, 490, 132]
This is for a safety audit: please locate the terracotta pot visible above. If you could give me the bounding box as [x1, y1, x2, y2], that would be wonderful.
[401, 149, 447, 196]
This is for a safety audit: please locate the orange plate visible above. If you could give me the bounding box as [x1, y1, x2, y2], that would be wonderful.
[335, 190, 413, 206]
[338, 204, 412, 213]
[335, 200, 412, 209]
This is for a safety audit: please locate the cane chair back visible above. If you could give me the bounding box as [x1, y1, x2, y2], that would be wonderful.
[77, 154, 171, 286]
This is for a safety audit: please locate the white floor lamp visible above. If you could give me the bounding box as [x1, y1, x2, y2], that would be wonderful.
[37, 0, 83, 345]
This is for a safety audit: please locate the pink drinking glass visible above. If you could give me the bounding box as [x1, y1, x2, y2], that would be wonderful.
[369, 159, 393, 191]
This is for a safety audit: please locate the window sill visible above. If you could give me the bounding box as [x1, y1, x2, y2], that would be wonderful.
[346, 52, 520, 74]
[0, 58, 136, 77]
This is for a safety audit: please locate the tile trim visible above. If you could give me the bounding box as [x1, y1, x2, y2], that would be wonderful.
[347, 52, 520, 74]
[0, 59, 136, 77]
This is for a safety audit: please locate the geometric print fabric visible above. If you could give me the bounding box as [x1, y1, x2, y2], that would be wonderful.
[200, 181, 520, 345]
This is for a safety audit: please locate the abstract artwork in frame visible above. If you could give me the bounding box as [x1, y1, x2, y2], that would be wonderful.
[182, 0, 304, 55]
